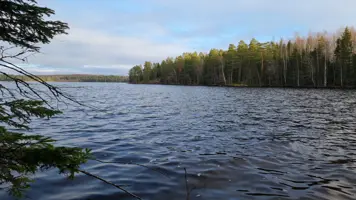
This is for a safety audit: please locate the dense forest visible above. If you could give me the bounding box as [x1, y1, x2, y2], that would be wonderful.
[129, 27, 356, 88]
[0, 74, 128, 82]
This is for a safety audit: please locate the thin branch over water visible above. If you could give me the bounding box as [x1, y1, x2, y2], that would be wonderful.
[79, 169, 141, 200]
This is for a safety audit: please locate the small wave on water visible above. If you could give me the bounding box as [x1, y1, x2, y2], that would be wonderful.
[1, 83, 356, 200]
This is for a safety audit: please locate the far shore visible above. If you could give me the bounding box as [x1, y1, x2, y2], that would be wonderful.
[129, 82, 356, 89]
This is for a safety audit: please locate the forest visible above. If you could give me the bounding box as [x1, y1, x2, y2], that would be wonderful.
[129, 27, 356, 88]
[0, 74, 128, 82]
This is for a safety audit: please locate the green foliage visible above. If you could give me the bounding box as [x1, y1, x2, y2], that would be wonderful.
[0, 0, 69, 51]
[335, 27, 354, 86]
[143, 61, 152, 83]
[0, 0, 94, 198]
[129, 65, 143, 83]
[0, 99, 61, 129]
[0, 100, 91, 198]
[129, 27, 356, 88]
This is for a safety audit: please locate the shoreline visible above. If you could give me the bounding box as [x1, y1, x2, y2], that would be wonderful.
[0, 80, 128, 83]
[128, 82, 356, 89]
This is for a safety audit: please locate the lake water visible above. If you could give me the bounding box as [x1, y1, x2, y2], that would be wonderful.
[1, 83, 356, 200]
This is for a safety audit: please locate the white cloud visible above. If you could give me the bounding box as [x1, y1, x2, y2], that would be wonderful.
[23, 67, 60, 74]
[0, 63, 78, 75]
[25, 26, 190, 75]
[15, 0, 356, 75]
[82, 64, 132, 69]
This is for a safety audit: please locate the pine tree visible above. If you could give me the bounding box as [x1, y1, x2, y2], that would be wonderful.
[0, 0, 91, 197]
[1, 1, 140, 199]
[129, 27, 356, 89]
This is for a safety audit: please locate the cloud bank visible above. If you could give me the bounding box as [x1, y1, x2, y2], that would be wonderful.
[12, 0, 356, 75]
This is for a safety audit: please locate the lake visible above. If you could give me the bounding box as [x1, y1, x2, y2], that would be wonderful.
[1, 83, 356, 200]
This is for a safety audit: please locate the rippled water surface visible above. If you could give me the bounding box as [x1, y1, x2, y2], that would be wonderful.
[2, 83, 356, 200]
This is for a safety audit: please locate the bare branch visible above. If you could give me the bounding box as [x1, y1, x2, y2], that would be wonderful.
[1, 48, 28, 60]
[184, 168, 190, 200]
[0, 70, 51, 105]
[0, 58, 92, 109]
[93, 159, 170, 178]
[78, 169, 141, 200]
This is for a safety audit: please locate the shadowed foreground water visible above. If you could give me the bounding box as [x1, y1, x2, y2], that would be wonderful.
[1, 83, 356, 200]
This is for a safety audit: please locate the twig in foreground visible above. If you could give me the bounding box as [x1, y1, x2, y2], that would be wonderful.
[183, 168, 198, 200]
[184, 168, 190, 200]
[93, 159, 170, 178]
[78, 169, 141, 200]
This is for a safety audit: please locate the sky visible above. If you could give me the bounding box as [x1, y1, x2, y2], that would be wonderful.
[10, 0, 356, 75]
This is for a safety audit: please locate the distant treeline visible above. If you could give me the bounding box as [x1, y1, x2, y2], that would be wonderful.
[0, 74, 128, 82]
[129, 27, 356, 88]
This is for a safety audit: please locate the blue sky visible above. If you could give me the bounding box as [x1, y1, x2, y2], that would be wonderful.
[15, 0, 356, 75]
